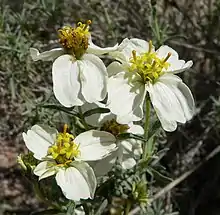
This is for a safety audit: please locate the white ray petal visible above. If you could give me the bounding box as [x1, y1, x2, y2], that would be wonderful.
[30, 47, 63, 61]
[79, 54, 107, 103]
[22, 125, 57, 160]
[52, 54, 84, 107]
[74, 130, 116, 161]
[107, 71, 146, 124]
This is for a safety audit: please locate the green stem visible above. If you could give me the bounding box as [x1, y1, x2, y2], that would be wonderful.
[124, 200, 132, 215]
[143, 97, 151, 159]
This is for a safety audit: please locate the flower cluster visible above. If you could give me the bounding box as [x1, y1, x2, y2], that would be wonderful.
[21, 20, 195, 213]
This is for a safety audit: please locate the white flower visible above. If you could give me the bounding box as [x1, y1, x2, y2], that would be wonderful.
[107, 38, 195, 132]
[30, 21, 118, 107]
[80, 103, 144, 175]
[22, 124, 116, 201]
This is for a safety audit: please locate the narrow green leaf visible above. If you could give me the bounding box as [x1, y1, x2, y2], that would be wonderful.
[117, 133, 145, 141]
[145, 135, 155, 158]
[149, 120, 161, 138]
[83, 107, 110, 117]
[39, 104, 77, 116]
[145, 167, 154, 178]
[148, 166, 172, 183]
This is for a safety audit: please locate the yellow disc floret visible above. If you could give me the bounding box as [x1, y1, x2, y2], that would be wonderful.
[101, 119, 129, 137]
[58, 20, 91, 59]
[47, 124, 80, 166]
[129, 41, 171, 83]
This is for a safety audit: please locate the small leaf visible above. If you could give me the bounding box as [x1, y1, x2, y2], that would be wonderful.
[145, 135, 156, 159]
[83, 107, 110, 117]
[145, 168, 154, 178]
[40, 104, 77, 116]
[147, 166, 172, 184]
[117, 133, 145, 141]
[149, 120, 161, 138]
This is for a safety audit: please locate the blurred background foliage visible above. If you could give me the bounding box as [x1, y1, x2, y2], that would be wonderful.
[1, 0, 220, 214]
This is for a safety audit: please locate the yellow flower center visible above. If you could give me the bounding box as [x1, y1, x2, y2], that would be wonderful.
[129, 41, 171, 83]
[47, 124, 80, 166]
[58, 20, 91, 59]
[101, 119, 129, 136]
